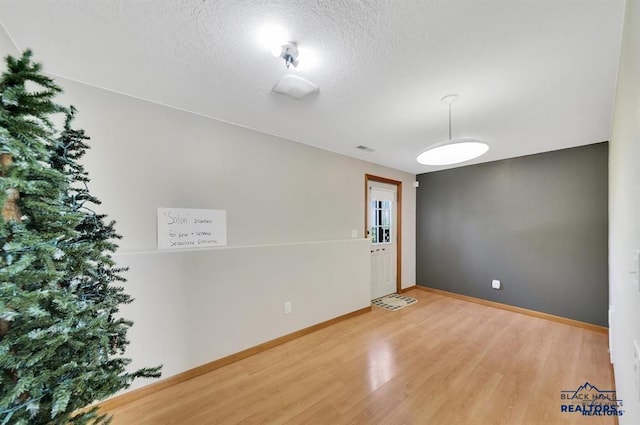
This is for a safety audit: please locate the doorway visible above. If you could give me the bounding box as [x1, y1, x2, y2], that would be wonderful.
[365, 174, 402, 299]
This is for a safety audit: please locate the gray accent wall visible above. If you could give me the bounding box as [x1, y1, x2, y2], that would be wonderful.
[416, 143, 608, 326]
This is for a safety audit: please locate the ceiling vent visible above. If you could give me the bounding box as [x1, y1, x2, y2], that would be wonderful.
[356, 145, 375, 153]
[272, 75, 319, 100]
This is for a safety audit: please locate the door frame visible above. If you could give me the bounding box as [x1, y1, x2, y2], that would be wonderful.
[365, 174, 402, 294]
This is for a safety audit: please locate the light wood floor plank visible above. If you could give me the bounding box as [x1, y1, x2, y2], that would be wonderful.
[103, 289, 617, 425]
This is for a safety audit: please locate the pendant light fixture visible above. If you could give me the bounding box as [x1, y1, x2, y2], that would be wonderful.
[416, 94, 489, 166]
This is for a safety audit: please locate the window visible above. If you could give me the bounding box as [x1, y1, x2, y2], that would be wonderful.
[370, 200, 391, 244]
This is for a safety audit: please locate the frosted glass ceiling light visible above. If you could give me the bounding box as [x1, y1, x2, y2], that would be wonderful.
[416, 140, 489, 165]
[417, 94, 489, 166]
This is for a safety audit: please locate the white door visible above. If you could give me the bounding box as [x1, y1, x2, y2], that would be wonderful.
[369, 184, 397, 299]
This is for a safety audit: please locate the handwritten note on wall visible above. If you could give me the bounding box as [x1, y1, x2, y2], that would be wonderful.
[157, 208, 227, 249]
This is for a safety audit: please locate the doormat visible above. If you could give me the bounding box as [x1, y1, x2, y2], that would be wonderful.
[372, 293, 417, 311]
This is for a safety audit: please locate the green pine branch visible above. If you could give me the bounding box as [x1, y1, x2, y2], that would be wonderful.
[0, 50, 161, 425]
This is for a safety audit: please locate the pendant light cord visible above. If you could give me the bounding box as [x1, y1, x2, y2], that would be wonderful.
[441, 93, 458, 142]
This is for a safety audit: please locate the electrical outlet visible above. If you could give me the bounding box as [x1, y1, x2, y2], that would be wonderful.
[491, 279, 501, 290]
[284, 302, 292, 315]
[351, 229, 358, 238]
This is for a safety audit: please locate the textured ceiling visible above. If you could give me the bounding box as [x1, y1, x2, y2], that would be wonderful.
[0, 0, 626, 174]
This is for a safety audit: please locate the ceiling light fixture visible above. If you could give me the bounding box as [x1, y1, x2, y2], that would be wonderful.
[272, 41, 299, 69]
[416, 94, 489, 166]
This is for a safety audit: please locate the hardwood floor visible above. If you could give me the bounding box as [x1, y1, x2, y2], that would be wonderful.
[103, 289, 617, 425]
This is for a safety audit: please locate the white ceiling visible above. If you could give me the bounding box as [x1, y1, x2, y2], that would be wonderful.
[0, 0, 625, 174]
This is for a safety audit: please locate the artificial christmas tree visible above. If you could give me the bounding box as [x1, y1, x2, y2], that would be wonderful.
[0, 51, 160, 424]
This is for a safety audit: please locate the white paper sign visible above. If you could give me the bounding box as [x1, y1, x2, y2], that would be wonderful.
[157, 208, 227, 249]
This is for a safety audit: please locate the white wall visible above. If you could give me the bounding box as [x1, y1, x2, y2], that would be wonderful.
[115, 240, 372, 386]
[0, 30, 416, 393]
[45, 76, 416, 392]
[609, 0, 640, 423]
